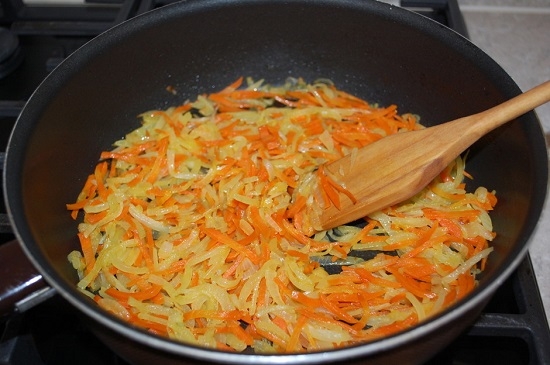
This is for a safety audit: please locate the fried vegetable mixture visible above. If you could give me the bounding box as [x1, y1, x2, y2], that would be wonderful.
[67, 77, 496, 353]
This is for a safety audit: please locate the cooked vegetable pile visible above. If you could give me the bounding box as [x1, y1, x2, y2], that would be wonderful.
[67, 77, 496, 353]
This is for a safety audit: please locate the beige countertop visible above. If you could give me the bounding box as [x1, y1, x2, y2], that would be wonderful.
[459, 0, 550, 323]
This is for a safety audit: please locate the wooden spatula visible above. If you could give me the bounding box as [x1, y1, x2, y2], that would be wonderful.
[309, 80, 550, 232]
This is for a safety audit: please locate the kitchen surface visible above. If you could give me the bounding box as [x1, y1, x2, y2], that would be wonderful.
[459, 0, 550, 323]
[0, 0, 549, 364]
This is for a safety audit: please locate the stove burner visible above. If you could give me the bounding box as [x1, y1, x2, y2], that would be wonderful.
[0, 28, 24, 79]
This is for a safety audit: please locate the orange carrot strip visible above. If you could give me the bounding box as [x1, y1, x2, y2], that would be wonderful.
[222, 254, 245, 279]
[285, 195, 307, 219]
[291, 292, 321, 308]
[286, 250, 309, 262]
[216, 324, 254, 346]
[272, 315, 288, 332]
[66, 199, 89, 211]
[190, 271, 199, 287]
[281, 219, 314, 246]
[325, 173, 357, 204]
[318, 165, 341, 209]
[319, 295, 358, 324]
[256, 278, 267, 309]
[93, 161, 109, 200]
[85, 210, 108, 224]
[350, 267, 402, 288]
[105, 284, 162, 302]
[286, 315, 308, 352]
[202, 227, 260, 265]
[78, 232, 96, 273]
[145, 137, 169, 183]
[154, 260, 187, 277]
[218, 77, 243, 94]
[370, 314, 417, 337]
[298, 308, 360, 336]
[438, 218, 463, 239]
[456, 272, 476, 300]
[127, 313, 168, 335]
[254, 327, 287, 350]
[391, 270, 434, 299]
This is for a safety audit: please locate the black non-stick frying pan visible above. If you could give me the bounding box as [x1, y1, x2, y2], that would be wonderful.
[2, 0, 548, 364]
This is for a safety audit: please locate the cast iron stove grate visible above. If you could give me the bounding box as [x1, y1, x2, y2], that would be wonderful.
[1, 0, 549, 364]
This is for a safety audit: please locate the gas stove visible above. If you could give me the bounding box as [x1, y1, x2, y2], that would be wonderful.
[1, 0, 550, 364]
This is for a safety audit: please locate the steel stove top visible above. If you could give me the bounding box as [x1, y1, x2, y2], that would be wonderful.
[1, 0, 549, 364]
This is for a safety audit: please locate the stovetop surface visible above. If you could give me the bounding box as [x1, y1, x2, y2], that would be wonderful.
[1, 1, 549, 364]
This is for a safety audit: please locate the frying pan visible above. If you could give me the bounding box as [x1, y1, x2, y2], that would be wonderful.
[2, 0, 548, 364]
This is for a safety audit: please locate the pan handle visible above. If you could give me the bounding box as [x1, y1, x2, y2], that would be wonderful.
[0, 240, 56, 317]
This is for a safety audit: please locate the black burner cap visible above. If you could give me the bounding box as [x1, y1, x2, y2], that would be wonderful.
[0, 27, 24, 79]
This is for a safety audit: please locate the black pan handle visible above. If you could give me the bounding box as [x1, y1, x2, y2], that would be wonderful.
[0, 240, 56, 317]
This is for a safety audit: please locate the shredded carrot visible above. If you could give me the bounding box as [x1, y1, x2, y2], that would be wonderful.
[105, 284, 162, 302]
[67, 77, 496, 354]
[286, 315, 308, 352]
[77, 232, 95, 274]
